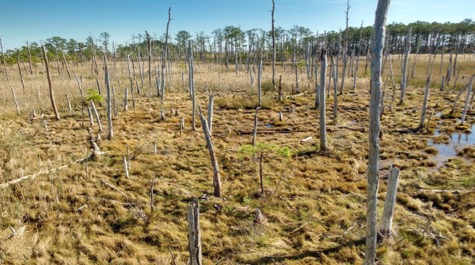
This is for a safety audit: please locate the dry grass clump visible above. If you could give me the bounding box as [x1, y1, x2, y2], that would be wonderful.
[0, 55, 474, 264]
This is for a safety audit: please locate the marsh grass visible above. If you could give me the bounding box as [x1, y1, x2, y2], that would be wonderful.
[0, 53, 474, 264]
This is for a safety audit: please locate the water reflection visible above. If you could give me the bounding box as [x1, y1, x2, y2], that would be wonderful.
[429, 123, 475, 168]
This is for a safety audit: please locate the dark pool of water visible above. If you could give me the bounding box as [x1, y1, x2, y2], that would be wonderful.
[429, 122, 475, 168]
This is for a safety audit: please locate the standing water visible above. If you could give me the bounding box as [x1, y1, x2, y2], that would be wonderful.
[429, 122, 475, 168]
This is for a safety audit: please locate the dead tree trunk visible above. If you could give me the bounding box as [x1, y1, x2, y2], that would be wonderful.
[9, 85, 20, 115]
[399, 27, 412, 105]
[332, 56, 338, 124]
[0, 38, 9, 80]
[90, 101, 103, 132]
[104, 56, 113, 140]
[417, 54, 437, 131]
[146, 31, 152, 88]
[207, 93, 214, 135]
[271, 0, 276, 87]
[189, 40, 196, 131]
[278, 75, 283, 101]
[26, 41, 33, 75]
[161, 7, 172, 102]
[380, 167, 400, 236]
[315, 54, 319, 109]
[252, 107, 260, 146]
[339, 0, 350, 95]
[258, 58, 262, 106]
[461, 75, 474, 125]
[199, 111, 222, 197]
[17, 50, 26, 92]
[450, 82, 470, 114]
[42, 46, 60, 120]
[365, 0, 390, 264]
[187, 198, 202, 265]
[319, 49, 327, 151]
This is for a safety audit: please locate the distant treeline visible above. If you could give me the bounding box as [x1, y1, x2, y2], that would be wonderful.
[1, 19, 474, 65]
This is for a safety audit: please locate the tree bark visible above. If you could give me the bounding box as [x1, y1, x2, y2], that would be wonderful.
[271, 0, 276, 86]
[399, 27, 412, 105]
[42, 46, 60, 120]
[187, 198, 202, 265]
[17, 50, 26, 91]
[365, 1, 390, 264]
[319, 49, 327, 151]
[199, 111, 222, 197]
[461, 75, 474, 125]
[161, 7, 172, 102]
[207, 93, 214, 135]
[104, 56, 113, 140]
[189, 40, 196, 131]
[380, 167, 400, 236]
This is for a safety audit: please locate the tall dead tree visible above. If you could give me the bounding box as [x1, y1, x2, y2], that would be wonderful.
[365, 0, 390, 264]
[258, 58, 263, 106]
[145, 31, 152, 88]
[271, 0, 276, 87]
[417, 53, 437, 131]
[199, 110, 222, 197]
[189, 40, 196, 131]
[319, 48, 327, 151]
[16, 50, 26, 91]
[332, 56, 338, 124]
[26, 41, 33, 75]
[42, 46, 60, 120]
[461, 75, 474, 125]
[0, 38, 8, 80]
[398, 27, 412, 105]
[104, 55, 113, 140]
[339, 0, 350, 95]
[161, 7, 172, 102]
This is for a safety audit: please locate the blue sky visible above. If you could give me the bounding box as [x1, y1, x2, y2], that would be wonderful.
[0, 0, 474, 50]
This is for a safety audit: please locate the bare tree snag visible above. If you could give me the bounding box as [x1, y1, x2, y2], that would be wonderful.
[380, 167, 400, 237]
[189, 40, 196, 131]
[258, 58, 262, 106]
[319, 48, 327, 152]
[146, 31, 152, 88]
[42, 46, 60, 120]
[74, 73, 84, 100]
[161, 7, 172, 102]
[187, 198, 202, 265]
[16, 50, 26, 91]
[278, 75, 283, 101]
[26, 41, 33, 75]
[87, 106, 94, 127]
[0, 38, 9, 80]
[461, 75, 474, 125]
[332, 56, 338, 124]
[365, 1, 390, 264]
[9, 85, 20, 115]
[66, 94, 72, 112]
[124, 88, 128, 111]
[339, 0, 350, 95]
[199, 110, 222, 197]
[90, 101, 103, 132]
[399, 27, 412, 105]
[123, 156, 129, 178]
[104, 56, 113, 140]
[315, 54, 319, 109]
[271, 0, 276, 87]
[252, 107, 260, 146]
[207, 93, 214, 135]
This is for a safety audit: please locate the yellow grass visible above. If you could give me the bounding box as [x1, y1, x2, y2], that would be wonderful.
[0, 53, 474, 264]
